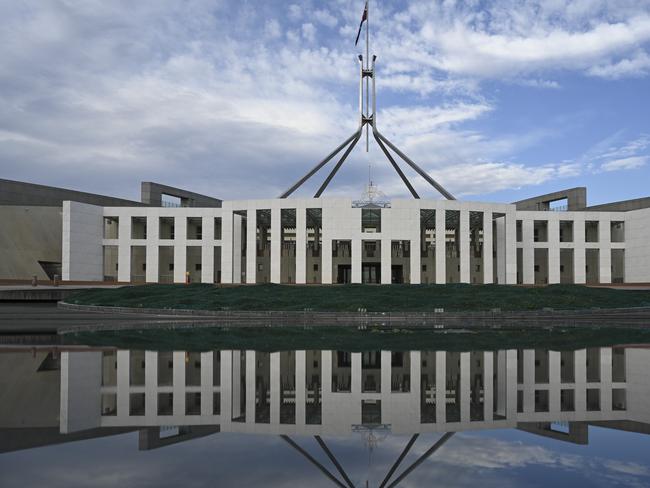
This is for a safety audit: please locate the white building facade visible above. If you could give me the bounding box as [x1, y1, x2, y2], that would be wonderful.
[62, 194, 650, 285]
[59, 346, 650, 437]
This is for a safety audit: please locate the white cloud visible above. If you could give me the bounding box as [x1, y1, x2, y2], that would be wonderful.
[264, 19, 281, 39]
[0, 0, 647, 203]
[600, 156, 648, 172]
[588, 51, 650, 79]
[314, 9, 338, 29]
[301, 22, 317, 43]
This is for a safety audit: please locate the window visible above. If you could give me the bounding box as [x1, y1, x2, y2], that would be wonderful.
[214, 217, 222, 239]
[103, 217, 119, 239]
[131, 217, 147, 239]
[585, 221, 599, 242]
[361, 208, 381, 232]
[313, 264, 319, 271]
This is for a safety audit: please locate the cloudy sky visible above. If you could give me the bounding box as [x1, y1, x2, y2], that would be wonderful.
[2, 429, 650, 487]
[1, 0, 649, 205]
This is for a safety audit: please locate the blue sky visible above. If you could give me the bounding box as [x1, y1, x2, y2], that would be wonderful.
[1, 1, 649, 205]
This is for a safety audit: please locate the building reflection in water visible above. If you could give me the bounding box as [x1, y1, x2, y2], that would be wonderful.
[2, 344, 649, 483]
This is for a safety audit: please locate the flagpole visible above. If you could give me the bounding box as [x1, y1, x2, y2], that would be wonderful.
[366, 0, 369, 152]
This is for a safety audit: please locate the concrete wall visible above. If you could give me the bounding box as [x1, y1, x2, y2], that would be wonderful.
[61, 196, 650, 285]
[141, 182, 222, 208]
[62, 201, 104, 281]
[0, 352, 60, 429]
[0, 178, 141, 207]
[625, 208, 650, 283]
[0, 206, 62, 280]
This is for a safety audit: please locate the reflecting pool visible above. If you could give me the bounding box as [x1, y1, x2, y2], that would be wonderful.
[1, 343, 650, 487]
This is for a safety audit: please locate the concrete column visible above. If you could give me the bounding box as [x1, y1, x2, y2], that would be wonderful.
[322, 350, 332, 396]
[231, 351, 242, 420]
[600, 348, 612, 413]
[146, 216, 158, 283]
[295, 351, 306, 426]
[270, 352, 280, 424]
[221, 209, 233, 284]
[410, 238, 421, 284]
[246, 209, 257, 284]
[220, 351, 232, 426]
[381, 351, 391, 395]
[460, 211, 470, 283]
[435, 210, 446, 284]
[173, 351, 185, 417]
[574, 220, 586, 284]
[322, 239, 332, 284]
[506, 350, 518, 417]
[245, 351, 256, 424]
[600, 245, 612, 284]
[381, 238, 391, 284]
[495, 217, 506, 284]
[523, 349, 535, 412]
[232, 214, 243, 283]
[483, 212, 493, 284]
[505, 213, 518, 284]
[410, 351, 421, 423]
[351, 353, 362, 393]
[435, 352, 446, 424]
[117, 217, 131, 282]
[201, 352, 213, 416]
[296, 207, 307, 284]
[270, 208, 281, 283]
[117, 350, 130, 417]
[351, 239, 362, 284]
[483, 351, 494, 421]
[145, 351, 157, 417]
[549, 351, 561, 414]
[202, 235, 215, 285]
[575, 349, 587, 412]
[460, 352, 470, 422]
[548, 219, 560, 284]
[173, 244, 185, 283]
[522, 219, 534, 284]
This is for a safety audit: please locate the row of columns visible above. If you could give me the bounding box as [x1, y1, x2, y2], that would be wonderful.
[519, 218, 618, 284]
[219, 208, 517, 285]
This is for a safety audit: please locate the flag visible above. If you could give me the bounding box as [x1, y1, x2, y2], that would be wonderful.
[354, 1, 368, 46]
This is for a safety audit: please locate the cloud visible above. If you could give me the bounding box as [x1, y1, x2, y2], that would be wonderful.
[0, 0, 647, 204]
[588, 51, 650, 79]
[600, 156, 648, 172]
[301, 22, 317, 43]
[313, 9, 338, 29]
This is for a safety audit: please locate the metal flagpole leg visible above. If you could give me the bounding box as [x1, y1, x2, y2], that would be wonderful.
[378, 434, 419, 488]
[314, 132, 362, 198]
[375, 130, 456, 200]
[314, 436, 356, 488]
[280, 436, 348, 488]
[373, 129, 419, 198]
[385, 432, 455, 488]
[279, 129, 362, 198]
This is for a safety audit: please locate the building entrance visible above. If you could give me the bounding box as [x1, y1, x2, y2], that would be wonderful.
[337, 265, 351, 284]
[391, 265, 404, 284]
[362, 263, 381, 284]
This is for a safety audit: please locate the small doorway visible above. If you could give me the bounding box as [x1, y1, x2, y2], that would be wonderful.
[362, 263, 381, 283]
[391, 265, 404, 284]
[337, 265, 351, 284]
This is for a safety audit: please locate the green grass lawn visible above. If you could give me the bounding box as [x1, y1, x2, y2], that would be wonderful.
[66, 283, 650, 312]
